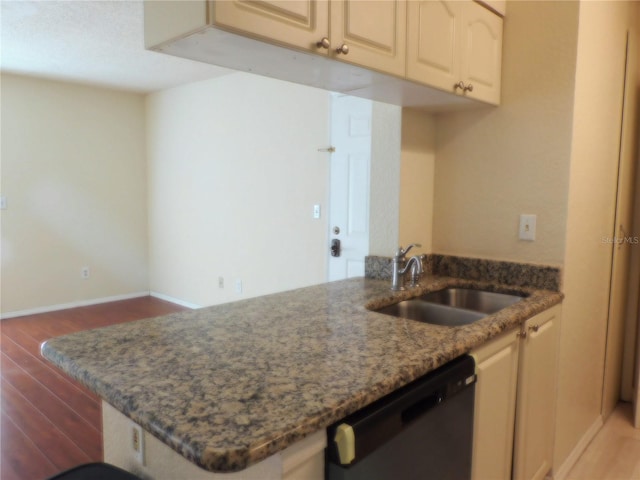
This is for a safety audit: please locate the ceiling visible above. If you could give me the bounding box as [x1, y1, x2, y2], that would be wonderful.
[0, 0, 233, 93]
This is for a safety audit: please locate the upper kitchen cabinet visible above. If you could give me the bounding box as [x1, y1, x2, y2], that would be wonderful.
[144, 0, 500, 109]
[330, 1, 407, 77]
[407, 0, 503, 105]
[214, 0, 406, 77]
[212, 1, 330, 55]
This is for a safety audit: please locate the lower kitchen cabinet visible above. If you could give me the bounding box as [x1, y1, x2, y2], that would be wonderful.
[513, 305, 561, 480]
[471, 328, 520, 480]
[471, 304, 562, 480]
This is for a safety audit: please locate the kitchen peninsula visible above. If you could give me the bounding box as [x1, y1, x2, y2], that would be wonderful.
[42, 263, 562, 479]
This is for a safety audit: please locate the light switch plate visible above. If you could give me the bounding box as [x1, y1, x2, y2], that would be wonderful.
[519, 214, 536, 241]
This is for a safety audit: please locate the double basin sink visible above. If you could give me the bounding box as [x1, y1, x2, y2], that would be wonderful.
[375, 288, 526, 327]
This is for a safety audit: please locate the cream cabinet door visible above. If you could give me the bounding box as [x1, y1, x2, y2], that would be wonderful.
[460, 0, 503, 104]
[471, 328, 520, 480]
[407, 0, 502, 104]
[513, 305, 562, 480]
[329, 0, 407, 76]
[406, 0, 461, 93]
[212, 0, 329, 54]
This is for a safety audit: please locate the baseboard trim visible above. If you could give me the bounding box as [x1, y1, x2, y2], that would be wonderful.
[0, 292, 150, 320]
[149, 291, 201, 309]
[552, 415, 604, 480]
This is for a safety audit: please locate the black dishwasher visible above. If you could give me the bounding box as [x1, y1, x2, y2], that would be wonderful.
[326, 355, 476, 480]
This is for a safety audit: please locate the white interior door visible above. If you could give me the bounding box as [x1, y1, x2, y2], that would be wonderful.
[328, 94, 372, 281]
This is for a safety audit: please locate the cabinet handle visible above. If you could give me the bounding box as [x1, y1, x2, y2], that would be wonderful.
[335, 44, 349, 55]
[316, 37, 330, 49]
[464, 83, 474, 92]
[529, 324, 540, 333]
[517, 329, 527, 339]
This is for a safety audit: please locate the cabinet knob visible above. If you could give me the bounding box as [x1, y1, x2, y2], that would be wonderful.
[529, 324, 540, 333]
[316, 37, 330, 49]
[454, 81, 474, 93]
[335, 44, 349, 55]
[517, 330, 527, 339]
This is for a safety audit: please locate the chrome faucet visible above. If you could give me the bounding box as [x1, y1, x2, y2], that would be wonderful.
[391, 243, 423, 291]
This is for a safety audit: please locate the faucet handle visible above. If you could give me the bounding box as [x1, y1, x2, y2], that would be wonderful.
[397, 243, 422, 257]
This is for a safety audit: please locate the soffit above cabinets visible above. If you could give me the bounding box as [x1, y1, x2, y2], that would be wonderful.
[158, 27, 479, 111]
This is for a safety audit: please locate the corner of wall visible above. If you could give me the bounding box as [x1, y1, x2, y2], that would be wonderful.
[368, 101, 402, 257]
[399, 108, 436, 255]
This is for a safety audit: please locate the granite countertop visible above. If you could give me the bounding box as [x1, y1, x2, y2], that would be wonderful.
[41, 275, 562, 473]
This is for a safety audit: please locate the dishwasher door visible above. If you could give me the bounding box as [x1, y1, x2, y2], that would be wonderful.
[326, 355, 476, 480]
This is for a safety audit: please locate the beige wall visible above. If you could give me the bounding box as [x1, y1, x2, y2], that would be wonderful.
[0, 74, 148, 315]
[432, 1, 578, 266]
[621, 0, 640, 405]
[146, 73, 331, 307]
[399, 108, 435, 255]
[369, 101, 402, 257]
[555, 0, 637, 470]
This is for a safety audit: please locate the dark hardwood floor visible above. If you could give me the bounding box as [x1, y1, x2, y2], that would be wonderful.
[0, 297, 187, 480]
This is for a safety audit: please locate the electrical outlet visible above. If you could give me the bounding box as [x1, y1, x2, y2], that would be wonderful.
[235, 279, 243, 294]
[131, 423, 145, 466]
[519, 214, 537, 241]
[218, 276, 224, 289]
[313, 204, 321, 219]
[0, 196, 7, 210]
[81, 266, 90, 279]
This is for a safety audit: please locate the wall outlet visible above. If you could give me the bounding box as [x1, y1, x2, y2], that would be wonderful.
[131, 423, 145, 466]
[313, 204, 321, 219]
[218, 276, 224, 289]
[235, 279, 243, 294]
[81, 266, 90, 279]
[0, 196, 6, 210]
[519, 214, 537, 241]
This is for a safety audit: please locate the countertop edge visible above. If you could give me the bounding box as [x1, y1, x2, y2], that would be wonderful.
[40, 277, 563, 473]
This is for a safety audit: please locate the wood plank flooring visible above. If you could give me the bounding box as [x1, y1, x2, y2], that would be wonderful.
[0, 297, 187, 480]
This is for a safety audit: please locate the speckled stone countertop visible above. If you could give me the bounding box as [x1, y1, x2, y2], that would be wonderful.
[41, 276, 562, 473]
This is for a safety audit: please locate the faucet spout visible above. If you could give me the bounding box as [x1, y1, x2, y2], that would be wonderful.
[407, 255, 425, 288]
[390, 244, 423, 291]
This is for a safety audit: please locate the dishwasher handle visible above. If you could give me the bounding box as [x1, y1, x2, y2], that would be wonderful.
[400, 391, 443, 425]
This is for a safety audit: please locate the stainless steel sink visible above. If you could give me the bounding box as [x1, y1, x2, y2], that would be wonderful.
[374, 288, 526, 327]
[376, 300, 485, 326]
[420, 288, 525, 314]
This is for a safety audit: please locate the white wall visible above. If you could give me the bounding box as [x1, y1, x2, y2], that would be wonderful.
[0, 74, 148, 315]
[146, 73, 331, 306]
